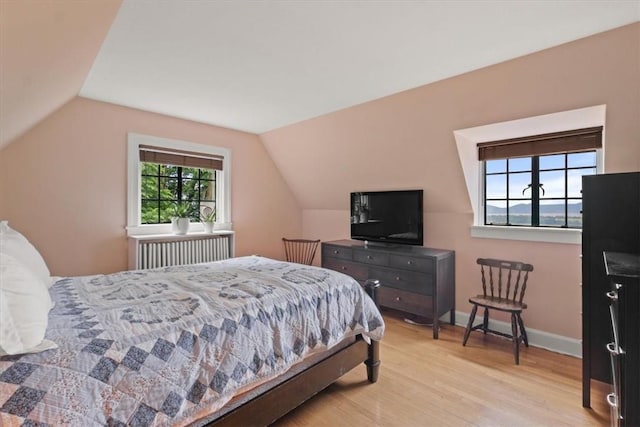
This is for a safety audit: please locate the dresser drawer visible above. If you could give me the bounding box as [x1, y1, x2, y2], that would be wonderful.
[389, 254, 434, 273]
[378, 286, 433, 318]
[322, 245, 352, 260]
[369, 266, 433, 295]
[323, 257, 368, 281]
[353, 249, 389, 265]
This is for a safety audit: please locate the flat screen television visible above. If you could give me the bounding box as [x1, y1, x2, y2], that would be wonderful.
[350, 189, 423, 246]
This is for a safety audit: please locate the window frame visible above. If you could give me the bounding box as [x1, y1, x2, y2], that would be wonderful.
[453, 105, 606, 244]
[127, 133, 232, 236]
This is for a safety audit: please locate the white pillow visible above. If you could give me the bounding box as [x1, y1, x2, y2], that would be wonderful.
[0, 252, 57, 355]
[0, 220, 54, 287]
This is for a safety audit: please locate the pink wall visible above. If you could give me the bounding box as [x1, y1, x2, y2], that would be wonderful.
[261, 24, 640, 340]
[0, 97, 301, 276]
[0, 0, 121, 148]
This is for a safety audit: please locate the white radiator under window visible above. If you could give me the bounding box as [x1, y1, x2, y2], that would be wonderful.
[128, 232, 234, 270]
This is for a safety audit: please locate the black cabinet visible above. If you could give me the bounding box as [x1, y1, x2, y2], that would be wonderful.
[582, 172, 640, 424]
[322, 240, 455, 339]
[604, 252, 639, 427]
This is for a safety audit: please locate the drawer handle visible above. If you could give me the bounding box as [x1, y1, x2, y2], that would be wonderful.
[341, 266, 347, 271]
[606, 291, 618, 302]
[606, 393, 618, 408]
[367, 255, 372, 260]
[607, 342, 624, 356]
[395, 296, 401, 302]
[396, 276, 401, 281]
[407, 260, 412, 265]
[333, 250, 339, 254]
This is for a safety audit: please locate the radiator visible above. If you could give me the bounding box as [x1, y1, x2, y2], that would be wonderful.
[128, 233, 233, 270]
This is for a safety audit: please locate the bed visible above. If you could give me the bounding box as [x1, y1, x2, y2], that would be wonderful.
[0, 254, 384, 426]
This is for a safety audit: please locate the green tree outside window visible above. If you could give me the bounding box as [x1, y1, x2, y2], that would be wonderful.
[141, 163, 215, 224]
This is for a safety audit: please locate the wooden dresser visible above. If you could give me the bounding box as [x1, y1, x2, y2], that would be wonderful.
[321, 239, 455, 338]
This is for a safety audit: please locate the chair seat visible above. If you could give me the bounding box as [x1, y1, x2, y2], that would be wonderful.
[469, 295, 527, 312]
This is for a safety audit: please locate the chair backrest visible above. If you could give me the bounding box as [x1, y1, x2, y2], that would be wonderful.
[282, 238, 320, 265]
[477, 258, 534, 304]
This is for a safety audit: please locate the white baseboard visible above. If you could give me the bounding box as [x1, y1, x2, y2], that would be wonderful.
[452, 311, 582, 358]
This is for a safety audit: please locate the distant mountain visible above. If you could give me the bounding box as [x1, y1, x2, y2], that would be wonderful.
[486, 202, 582, 215]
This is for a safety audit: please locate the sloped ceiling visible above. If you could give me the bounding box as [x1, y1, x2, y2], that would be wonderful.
[0, 0, 122, 149]
[79, 1, 639, 134]
[1, 1, 638, 150]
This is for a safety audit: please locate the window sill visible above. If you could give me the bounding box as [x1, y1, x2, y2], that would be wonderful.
[126, 222, 233, 236]
[470, 225, 581, 245]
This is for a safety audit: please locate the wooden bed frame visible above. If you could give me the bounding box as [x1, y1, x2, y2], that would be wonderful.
[207, 281, 381, 426]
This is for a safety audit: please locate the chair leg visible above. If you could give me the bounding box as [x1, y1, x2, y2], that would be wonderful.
[511, 313, 520, 365]
[517, 313, 529, 347]
[462, 304, 478, 346]
[482, 307, 489, 334]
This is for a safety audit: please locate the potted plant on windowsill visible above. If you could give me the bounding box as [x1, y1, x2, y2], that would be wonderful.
[200, 206, 216, 233]
[170, 202, 192, 235]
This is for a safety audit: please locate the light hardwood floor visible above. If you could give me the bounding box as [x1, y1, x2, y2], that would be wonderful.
[274, 310, 610, 426]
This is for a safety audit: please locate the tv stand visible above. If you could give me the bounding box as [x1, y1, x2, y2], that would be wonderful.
[321, 240, 455, 339]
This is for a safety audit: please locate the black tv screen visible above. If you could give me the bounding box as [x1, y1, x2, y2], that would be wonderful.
[350, 190, 423, 246]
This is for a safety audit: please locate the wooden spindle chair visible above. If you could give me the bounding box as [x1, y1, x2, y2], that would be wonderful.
[282, 238, 320, 265]
[462, 258, 534, 364]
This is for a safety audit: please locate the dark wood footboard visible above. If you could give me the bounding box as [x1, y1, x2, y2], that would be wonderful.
[210, 337, 371, 426]
[207, 279, 382, 426]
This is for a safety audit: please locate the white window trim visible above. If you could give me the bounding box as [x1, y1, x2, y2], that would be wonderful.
[454, 105, 606, 245]
[126, 133, 232, 236]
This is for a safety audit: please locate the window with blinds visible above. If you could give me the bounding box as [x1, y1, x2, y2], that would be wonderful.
[127, 133, 232, 236]
[139, 146, 223, 225]
[479, 127, 602, 228]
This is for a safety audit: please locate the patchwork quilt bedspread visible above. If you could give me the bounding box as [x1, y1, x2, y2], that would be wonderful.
[0, 256, 384, 426]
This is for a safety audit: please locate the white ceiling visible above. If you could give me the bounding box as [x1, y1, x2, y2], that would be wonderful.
[80, 1, 640, 135]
